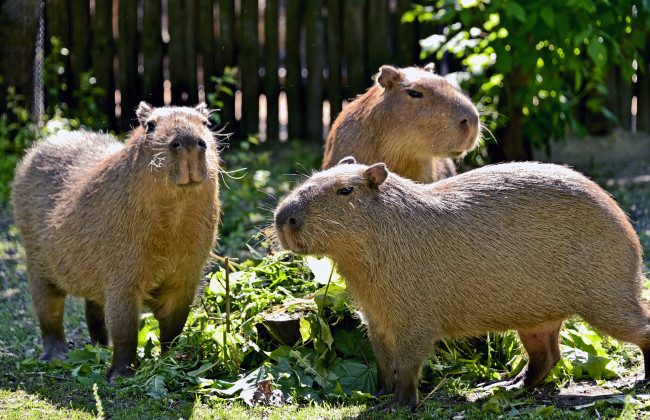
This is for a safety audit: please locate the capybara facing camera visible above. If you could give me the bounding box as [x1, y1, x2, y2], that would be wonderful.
[322, 64, 481, 183]
[11, 102, 221, 380]
[274, 158, 650, 410]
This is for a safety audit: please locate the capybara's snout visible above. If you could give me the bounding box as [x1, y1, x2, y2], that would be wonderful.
[274, 201, 304, 251]
[453, 102, 480, 156]
[169, 134, 210, 187]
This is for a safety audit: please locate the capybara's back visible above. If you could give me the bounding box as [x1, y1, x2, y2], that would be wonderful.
[274, 159, 649, 409]
[322, 64, 481, 183]
[12, 102, 221, 380]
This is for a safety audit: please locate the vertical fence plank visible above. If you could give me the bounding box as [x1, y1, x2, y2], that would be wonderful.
[638, 47, 650, 132]
[240, 0, 259, 138]
[70, 0, 90, 96]
[618, 71, 633, 131]
[92, 0, 115, 127]
[395, 0, 417, 67]
[199, 0, 216, 100]
[118, 0, 139, 130]
[285, 1, 304, 139]
[218, 0, 236, 133]
[326, 0, 342, 123]
[305, 0, 325, 141]
[368, 0, 390, 72]
[168, 0, 198, 105]
[46, 0, 73, 108]
[264, 0, 280, 142]
[141, 0, 164, 106]
[343, 0, 366, 98]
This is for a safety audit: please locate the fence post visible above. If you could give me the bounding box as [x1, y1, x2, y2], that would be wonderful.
[343, 0, 367, 98]
[264, 0, 280, 143]
[218, 0, 237, 135]
[199, 0, 216, 101]
[326, 0, 342, 125]
[118, 0, 139, 130]
[168, 0, 198, 105]
[70, 0, 90, 97]
[368, 0, 390, 72]
[240, 0, 259, 138]
[45, 0, 73, 109]
[92, 0, 115, 128]
[306, 0, 325, 141]
[637, 47, 650, 132]
[142, 0, 164, 107]
[395, 0, 417, 67]
[285, 1, 305, 140]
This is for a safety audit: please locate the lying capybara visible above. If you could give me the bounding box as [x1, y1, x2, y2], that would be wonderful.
[11, 102, 221, 380]
[274, 158, 649, 410]
[322, 64, 480, 183]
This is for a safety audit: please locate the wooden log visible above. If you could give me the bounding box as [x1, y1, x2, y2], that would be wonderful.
[118, 0, 139, 131]
[168, 0, 198, 105]
[239, 0, 259, 137]
[343, 0, 366, 98]
[394, 0, 417, 67]
[285, 0, 304, 139]
[198, 0, 216, 98]
[218, 0, 236, 133]
[326, 0, 342, 123]
[91, 0, 116, 127]
[264, 0, 280, 142]
[368, 0, 390, 72]
[305, 0, 325, 141]
[141, 0, 164, 107]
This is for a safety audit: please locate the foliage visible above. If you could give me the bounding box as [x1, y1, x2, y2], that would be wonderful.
[407, 0, 648, 159]
[206, 66, 238, 125]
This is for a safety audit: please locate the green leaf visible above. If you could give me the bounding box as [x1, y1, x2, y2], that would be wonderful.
[587, 38, 607, 67]
[145, 375, 168, 398]
[504, 1, 526, 22]
[332, 360, 376, 395]
[539, 6, 555, 27]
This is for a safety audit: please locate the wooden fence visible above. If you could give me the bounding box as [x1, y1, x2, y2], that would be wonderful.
[40, 0, 650, 141]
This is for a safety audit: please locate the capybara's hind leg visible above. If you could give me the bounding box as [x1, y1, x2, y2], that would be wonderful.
[155, 292, 194, 352]
[85, 300, 108, 346]
[513, 321, 563, 389]
[30, 280, 68, 361]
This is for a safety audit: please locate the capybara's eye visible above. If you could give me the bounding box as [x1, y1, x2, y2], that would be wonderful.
[336, 186, 354, 196]
[146, 120, 156, 133]
[198, 140, 207, 151]
[169, 140, 182, 151]
[407, 89, 423, 98]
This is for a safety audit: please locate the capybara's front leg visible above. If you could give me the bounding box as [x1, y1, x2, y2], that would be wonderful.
[155, 292, 194, 352]
[105, 289, 141, 381]
[368, 323, 396, 397]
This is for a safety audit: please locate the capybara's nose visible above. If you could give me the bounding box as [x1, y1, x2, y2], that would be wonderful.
[458, 106, 479, 133]
[275, 205, 302, 230]
[170, 136, 207, 152]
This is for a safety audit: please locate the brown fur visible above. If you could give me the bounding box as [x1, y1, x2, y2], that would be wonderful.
[11, 102, 221, 380]
[274, 158, 649, 410]
[322, 64, 480, 183]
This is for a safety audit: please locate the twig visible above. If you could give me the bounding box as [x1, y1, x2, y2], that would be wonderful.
[225, 256, 231, 334]
[317, 264, 335, 318]
[353, 329, 370, 366]
[25, 372, 71, 381]
[210, 252, 241, 270]
[416, 377, 449, 411]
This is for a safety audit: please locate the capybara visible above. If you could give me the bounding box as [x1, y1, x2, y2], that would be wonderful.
[322, 64, 481, 183]
[11, 102, 221, 381]
[274, 158, 649, 410]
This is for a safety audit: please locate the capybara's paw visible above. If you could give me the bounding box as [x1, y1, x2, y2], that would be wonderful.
[367, 396, 418, 413]
[39, 341, 69, 362]
[106, 365, 135, 384]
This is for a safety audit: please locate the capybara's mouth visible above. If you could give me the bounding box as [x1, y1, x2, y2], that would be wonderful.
[275, 226, 305, 254]
[177, 180, 203, 188]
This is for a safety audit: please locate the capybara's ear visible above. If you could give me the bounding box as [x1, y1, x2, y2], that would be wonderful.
[364, 163, 388, 189]
[136, 102, 153, 128]
[424, 62, 435, 73]
[376, 65, 401, 90]
[338, 156, 357, 165]
[195, 102, 210, 118]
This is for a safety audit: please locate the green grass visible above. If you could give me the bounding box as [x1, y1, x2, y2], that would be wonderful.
[2, 146, 650, 419]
